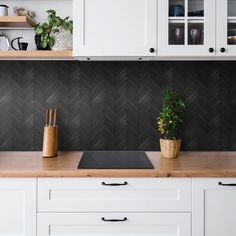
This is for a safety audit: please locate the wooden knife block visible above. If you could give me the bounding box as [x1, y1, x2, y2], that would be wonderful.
[42, 126, 58, 158]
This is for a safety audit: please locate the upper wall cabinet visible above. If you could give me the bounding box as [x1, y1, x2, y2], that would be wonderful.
[216, 0, 236, 56]
[73, 0, 157, 58]
[158, 0, 216, 56]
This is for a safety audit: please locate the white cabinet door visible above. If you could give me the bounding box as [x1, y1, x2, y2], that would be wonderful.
[38, 178, 191, 212]
[38, 213, 191, 236]
[0, 178, 36, 236]
[73, 0, 157, 57]
[193, 178, 236, 236]
[158, 0, 216, 56]
[216, 0, 236, 56]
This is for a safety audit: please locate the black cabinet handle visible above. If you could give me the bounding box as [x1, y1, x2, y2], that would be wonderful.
[149, 48, 155, 53]
[101, 217, 127, 222]
[209, 48, 214, 53]
[102, 181, 128, 186]
[220, 47, 226, 53]
[218, 182, 236, 186]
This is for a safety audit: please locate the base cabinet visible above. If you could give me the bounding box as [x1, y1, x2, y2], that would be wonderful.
[193, 178, 236, 236]
[37, 213, 191, 236]
[2, 177, 236, 236]
[0, 178, 36, 236]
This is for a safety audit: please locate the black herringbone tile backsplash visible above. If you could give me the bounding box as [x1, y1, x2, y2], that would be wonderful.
[0, 61, 235, 151]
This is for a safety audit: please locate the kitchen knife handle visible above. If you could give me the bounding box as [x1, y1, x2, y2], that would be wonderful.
[218, 182, 236, 186]
[101, 217, 127, 222]
[101, 181, 128, 186]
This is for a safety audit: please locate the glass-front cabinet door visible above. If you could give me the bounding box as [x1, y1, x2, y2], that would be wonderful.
[217, 0, 236, 56]
[158, 0, 215, 56]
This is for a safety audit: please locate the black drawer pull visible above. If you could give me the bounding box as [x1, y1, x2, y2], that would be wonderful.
[101, 217, 127, 222]
[218, 182, 236, 186]
[102, 181, 128, 186]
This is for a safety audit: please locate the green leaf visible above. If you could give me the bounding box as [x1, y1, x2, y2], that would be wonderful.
[51, 17, 60, 26]
[34, 25, 43, 35]
[63, 21, 71, 30]
[48, 37, 55, 49]
[40, 40, 48, 49]
[42, 23, 49, 29]
[52, 27, 60, 33]
[47, 9, 56, 15]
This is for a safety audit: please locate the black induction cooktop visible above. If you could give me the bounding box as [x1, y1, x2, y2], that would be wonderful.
[78, 151, 154, 169]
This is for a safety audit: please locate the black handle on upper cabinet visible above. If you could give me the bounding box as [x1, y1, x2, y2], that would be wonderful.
[209, 48, 214, 53]
[149, 48, 155, 53]
[101, 181, 128, 186]
[220, 47, 226, 53]
[218, 182, 236, 186]
[101, 217, 127, 222]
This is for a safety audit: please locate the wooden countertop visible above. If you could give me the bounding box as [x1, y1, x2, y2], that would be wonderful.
[0, 151, 236, 177]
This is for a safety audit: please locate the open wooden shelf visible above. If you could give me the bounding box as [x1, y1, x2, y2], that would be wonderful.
[0, 16, 36, 28]
[0, 50, 73, 59]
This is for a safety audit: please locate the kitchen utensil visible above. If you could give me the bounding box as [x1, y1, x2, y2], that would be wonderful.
[0, 5, 9, 16]
[53, 109, 57, 126]
[0, 34, 10, 51]
[42, 108, 58, 158]
[169, 5, 185, 17]
[49, 109, 52, 126]
[11, 37, 28, 51]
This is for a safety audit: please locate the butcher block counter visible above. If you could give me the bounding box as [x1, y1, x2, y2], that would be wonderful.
[0, 151, 236, 177]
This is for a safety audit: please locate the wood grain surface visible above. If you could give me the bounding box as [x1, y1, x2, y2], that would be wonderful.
[0, 152, 236, 177]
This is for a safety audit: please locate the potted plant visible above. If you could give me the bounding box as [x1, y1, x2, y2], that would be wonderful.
[157, 89, 186, 158]
[34, 10, 73, 50]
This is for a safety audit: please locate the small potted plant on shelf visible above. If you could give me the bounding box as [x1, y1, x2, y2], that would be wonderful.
[34, 9, 73, 50]
[157, 89, 186, 159]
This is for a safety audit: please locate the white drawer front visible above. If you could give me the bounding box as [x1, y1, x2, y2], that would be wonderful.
[38, 178, 191, 212]
[38, 213, 191, 236]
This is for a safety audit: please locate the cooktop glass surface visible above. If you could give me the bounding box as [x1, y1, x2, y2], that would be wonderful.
[78, 151, 154, 169]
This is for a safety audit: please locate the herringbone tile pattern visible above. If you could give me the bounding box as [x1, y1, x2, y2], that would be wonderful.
[0, 61, 235, 151]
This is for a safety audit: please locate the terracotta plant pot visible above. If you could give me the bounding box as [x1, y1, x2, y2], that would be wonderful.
[160, 139, 181, 159]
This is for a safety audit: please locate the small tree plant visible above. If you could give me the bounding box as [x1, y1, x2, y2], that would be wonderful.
[157, 89, 186, 140]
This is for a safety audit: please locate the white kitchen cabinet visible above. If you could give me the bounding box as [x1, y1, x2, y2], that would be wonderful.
[73, 0, 157, 58]
[38, 178, 191, 212]
[37, 212, 191, 236]
[193, 178, 236, 236]
[158, 0, 216, 56]
[0, 178, 36, 236]
[216, 0, 236, 56]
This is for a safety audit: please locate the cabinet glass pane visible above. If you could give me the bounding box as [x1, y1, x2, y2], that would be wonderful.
[228, 23, 236, 45]
[169, 0, 185, 17]
[188, 0, 204, 16]
[169, 23, 185, 45]
[228, 0, 236, 17]
[188, 23, 204, 44]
